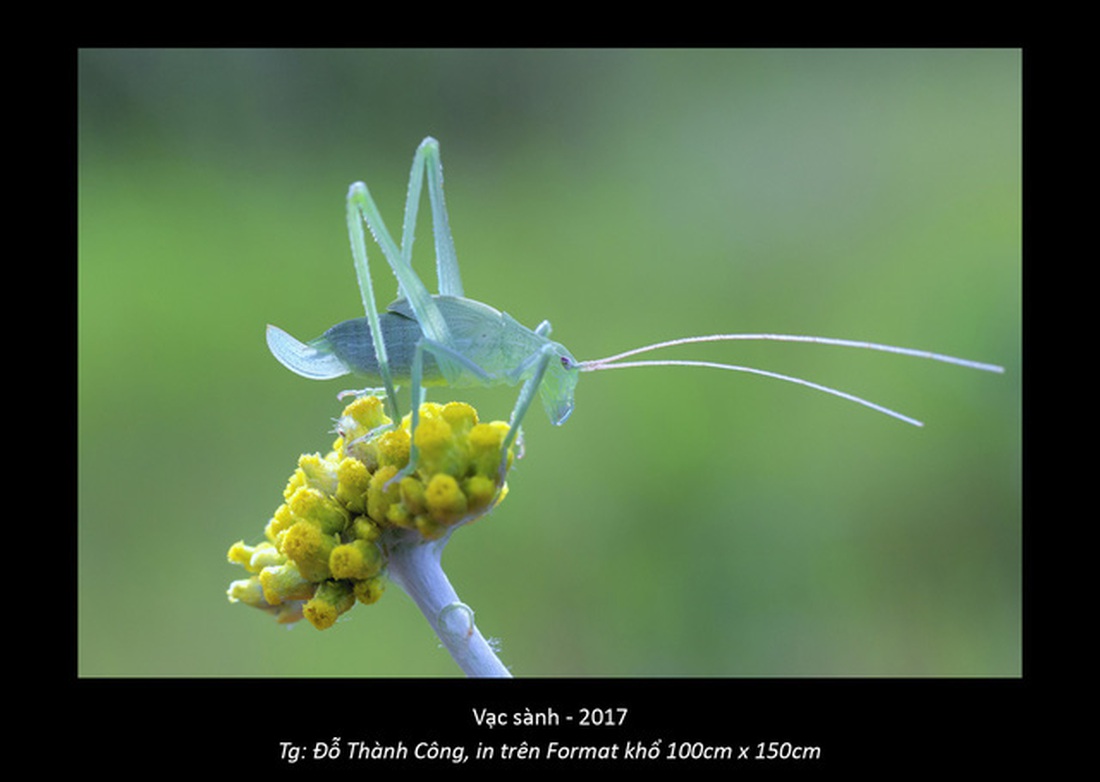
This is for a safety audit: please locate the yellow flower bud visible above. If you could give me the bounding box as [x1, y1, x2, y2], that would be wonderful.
[304, 580, 355, 630]
[367, 465, 401, 524]
[335, 456, 372, 514]
[258, 561, 315, 605]
[297, 453, 339, 494]
[354, 577, 385, 605]
[440, 401, 478, 436]
[351, 515, 382, 543]
[343, 394, 388, 431]
[463, 474, 499, 513]
[425, 473, 468, 525]
[329, 539, 384, 580]
[374, 427, 409, 468]
[226, 576, 266, 607]
[227, 540, 284, 573]
[469, 421, 510, 476]
[414, 412, 459, 477]
[283, 467, 307, 501]
[287, 486, 349, 535]
[265, 502, 295, 542]
[281, 521, 337, 582]
[400, 476, 427, 515]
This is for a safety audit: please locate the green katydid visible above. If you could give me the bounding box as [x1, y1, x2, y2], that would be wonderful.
[266, 137, 1004, 480]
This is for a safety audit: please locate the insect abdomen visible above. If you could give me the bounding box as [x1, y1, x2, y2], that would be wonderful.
[320, 314, 444, 384]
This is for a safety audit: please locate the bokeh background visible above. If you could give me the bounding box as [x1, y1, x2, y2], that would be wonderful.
[79, 49, 1020, 676]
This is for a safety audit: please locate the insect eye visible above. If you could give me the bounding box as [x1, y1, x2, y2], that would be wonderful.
[561, 356, 573, 369]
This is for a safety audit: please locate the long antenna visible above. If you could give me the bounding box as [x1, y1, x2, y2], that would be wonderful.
[579, 333, 1004, 427]
[582, 333, 1005, 374]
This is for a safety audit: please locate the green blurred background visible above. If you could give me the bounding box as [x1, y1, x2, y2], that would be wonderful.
[78, 49, 1020, 676]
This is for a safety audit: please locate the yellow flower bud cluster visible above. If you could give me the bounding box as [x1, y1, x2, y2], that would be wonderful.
[227, 396, 513, 629]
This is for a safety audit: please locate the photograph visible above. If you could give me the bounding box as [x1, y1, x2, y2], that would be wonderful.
[79, 48, 1020, 683]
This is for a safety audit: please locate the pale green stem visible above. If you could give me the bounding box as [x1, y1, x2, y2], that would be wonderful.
[385, 532, 511, 678]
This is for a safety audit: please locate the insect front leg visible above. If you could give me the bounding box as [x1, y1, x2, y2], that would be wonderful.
[384, 339, 428, 490]
[499, 343, 559, 480]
